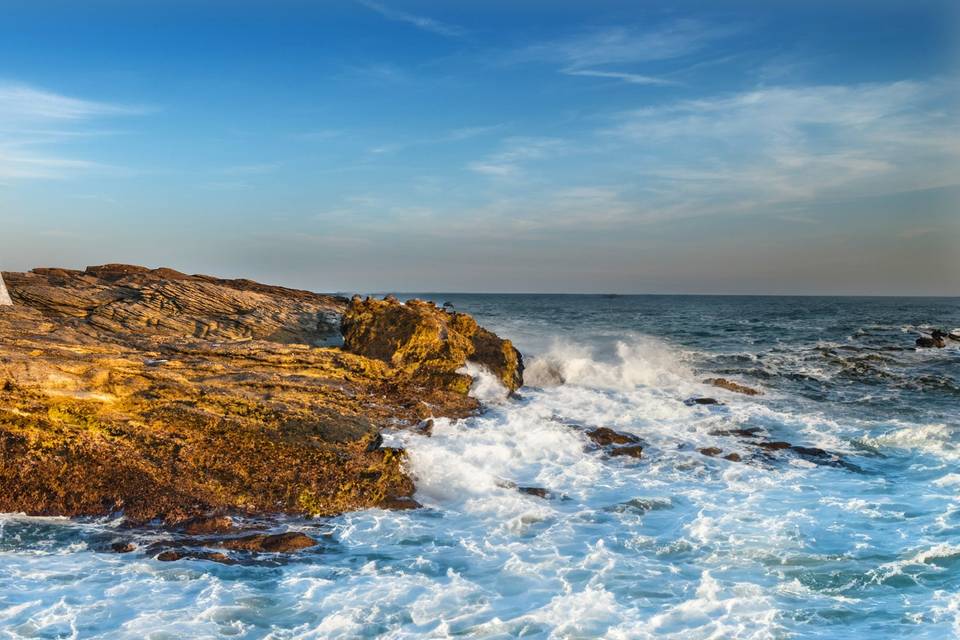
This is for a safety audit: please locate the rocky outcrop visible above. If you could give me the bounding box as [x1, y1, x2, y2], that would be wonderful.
[0, 265, 522, 524]
[341, 296, 523, 393]
[3, 264, 345, 345]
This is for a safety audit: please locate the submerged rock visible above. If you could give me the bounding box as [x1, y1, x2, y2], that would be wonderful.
[916, 336, 946, 348]
[685, 397, 722, 406]
[518, 486, 551, 499]
[0, 265, 515, 524]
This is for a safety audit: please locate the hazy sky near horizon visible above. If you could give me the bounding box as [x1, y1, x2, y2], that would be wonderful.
[1, 0, 958, 295]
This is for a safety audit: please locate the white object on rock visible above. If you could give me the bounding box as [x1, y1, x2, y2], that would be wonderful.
[0, 273, 12, 306]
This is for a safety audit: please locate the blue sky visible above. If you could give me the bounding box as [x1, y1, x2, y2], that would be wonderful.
[1, 0, 957, 294]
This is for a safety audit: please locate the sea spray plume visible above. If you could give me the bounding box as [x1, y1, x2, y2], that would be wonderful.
[524, 335, 695, 391]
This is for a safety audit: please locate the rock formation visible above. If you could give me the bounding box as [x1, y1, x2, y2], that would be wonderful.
[341, 296, 523, 393]
[0, 265, 523, 525]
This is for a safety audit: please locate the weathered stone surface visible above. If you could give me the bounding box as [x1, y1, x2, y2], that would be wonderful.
[341, 296, 523, 392]
[0, 265, 517, 524]
[704, 378, 763, 396]
[916, 336, 945, 348]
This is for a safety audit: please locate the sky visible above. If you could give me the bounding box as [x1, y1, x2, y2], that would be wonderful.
[1, 0, 958, 295]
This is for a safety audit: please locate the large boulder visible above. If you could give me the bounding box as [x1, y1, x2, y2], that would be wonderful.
[341, 297, 524, 392]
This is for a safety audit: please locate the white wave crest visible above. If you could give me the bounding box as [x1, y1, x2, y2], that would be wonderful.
[524, 336, 694, 392]
[861, 423, 960, 461]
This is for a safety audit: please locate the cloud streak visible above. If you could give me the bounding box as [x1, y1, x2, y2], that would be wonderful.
[0, 82, 145, 180]
[355, 0, 464, 38]
[510, 21, 734, 86]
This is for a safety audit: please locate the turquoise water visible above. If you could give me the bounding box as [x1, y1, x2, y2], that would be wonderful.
[2, 295, 958, 638]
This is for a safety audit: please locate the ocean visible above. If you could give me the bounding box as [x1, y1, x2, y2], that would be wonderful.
[2, 294, 958, 639]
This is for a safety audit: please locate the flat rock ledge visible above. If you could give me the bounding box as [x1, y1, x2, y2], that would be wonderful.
[0, 265, 523, 525]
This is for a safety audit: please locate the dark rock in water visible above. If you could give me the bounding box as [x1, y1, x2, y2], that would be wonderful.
[377, 495, 422, 510]
[156, 550, 235, 564]
[790, 445, 829, 458]
[916, 336, 946, 348]
[219, 532, 317, 553]
[932, 329, 948, 340]
[685, 397, 721, 406]
[698, 447, 723, 457]
[518, 486, 550, 499]
[111, 542, 136, 553]
[756, 441, 792, 451]
[709, 427, 763, 438]
[609, 445, 644, 459]
[587, 427, 641, 447]
[413, 419, 434, 437]
[180, 515, 234, 536]
[704, 378, 763, 396]
[723, 453, 742, 462]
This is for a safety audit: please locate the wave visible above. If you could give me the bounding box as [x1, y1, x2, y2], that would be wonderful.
[859, 423, 960, 461]
[523, 336, 695, 392]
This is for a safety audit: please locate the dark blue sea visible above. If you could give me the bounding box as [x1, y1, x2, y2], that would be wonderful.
[2, 295, 959, 638]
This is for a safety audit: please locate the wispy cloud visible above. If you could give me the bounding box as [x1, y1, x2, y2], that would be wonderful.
[0, 81, 146, 180]
[468, 137, 566, 179]
[606, 79, 960, 216]
[510, 21, 734, 86]
[561, 68, 679, 86]
[355, 0, 464, 38]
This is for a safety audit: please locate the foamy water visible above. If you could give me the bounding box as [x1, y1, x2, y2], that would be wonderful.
[2, 295, 958, 638]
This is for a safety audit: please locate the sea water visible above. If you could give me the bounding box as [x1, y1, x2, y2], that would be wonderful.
[1, 295, 958, 639]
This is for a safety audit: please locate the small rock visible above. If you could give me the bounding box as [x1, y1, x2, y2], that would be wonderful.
[709, 427, 763, 438]
[156, 550, 234, 564]
[586, 427, 640, 446]
[111, 542, 136, 553]
[609, 445, 644, 459]
[756, 441, 792, 451]
[698, 447, 723, 457]
[790, 445, 829, 458]
[219, 532, 317, 553]
[180, 515, 234, 536]
[413, 419, 434, 437]
[704, 378, 763, 396]
[685, 397, 721, 406]
[723, 453, 742, 462]
[518, 486, 550, 499]
[916, 336, 946, 348]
